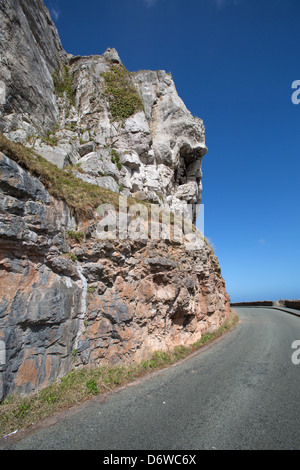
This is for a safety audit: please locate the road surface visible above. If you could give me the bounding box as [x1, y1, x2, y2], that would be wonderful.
[2, 307, 300, 450]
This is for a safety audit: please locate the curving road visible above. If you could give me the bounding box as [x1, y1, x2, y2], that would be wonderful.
[2, 307, 300, 450]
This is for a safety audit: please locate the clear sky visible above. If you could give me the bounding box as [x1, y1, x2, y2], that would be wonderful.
[44, 0, 300, 302]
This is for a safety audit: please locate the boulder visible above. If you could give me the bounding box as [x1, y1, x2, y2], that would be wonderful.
[78, 141, 96, 157]
[34, 143, 71, 169]
[79, 152, 104, 176]
[97, 176, 119, 193]
[120, 151, 141, 170]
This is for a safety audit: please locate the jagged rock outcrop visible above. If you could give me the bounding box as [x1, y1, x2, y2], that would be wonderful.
[0, 0, 206, 223]
[0, 0, 231, 401]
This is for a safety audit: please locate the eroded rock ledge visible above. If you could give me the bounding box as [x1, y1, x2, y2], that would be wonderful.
[0, 0, 207, 224]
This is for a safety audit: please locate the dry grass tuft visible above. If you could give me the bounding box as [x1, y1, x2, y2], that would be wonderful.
[0, 133, 145, 219]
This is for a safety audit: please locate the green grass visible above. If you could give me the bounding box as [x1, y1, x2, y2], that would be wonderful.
[0, 310, 239, 438]
[86, 379, 99, 396]
[110, 148, 123, 170]
[67, 230, 85, 243]
[41, 133, 58, 147]
[0, 135, 197, 232]
[101, 65, 144, 121]
[52, 64, 75, 106]
[67, 253, 78, 262]
[0, 133, 145, 219]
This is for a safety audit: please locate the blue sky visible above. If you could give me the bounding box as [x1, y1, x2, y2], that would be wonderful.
[44, 0, 300, 302]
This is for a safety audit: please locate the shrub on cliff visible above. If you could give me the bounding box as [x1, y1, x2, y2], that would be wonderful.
[101, 65, 144, 121]
[52, 64, 76, 106]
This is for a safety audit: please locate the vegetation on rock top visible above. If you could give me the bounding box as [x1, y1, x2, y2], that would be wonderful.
[0, 135, 204, 239]
[101, 65, 144, 121]
[52, 64, 76, 106]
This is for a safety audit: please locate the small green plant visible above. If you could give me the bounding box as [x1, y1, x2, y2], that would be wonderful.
[194, 332, 214, 348]
[67, 230, 84, 243]
[41, 132, 58, 147]
[110, 149, 120, 163]
[45, 393, 57, 405]
[174, 345, 188, 359]
[111, 148, 119, 160]
[152, 351, 171, 366]
[68, 252, 78, 262]
[86, 379, 98, 395]
[201, 332, 214, 343]
[87, 287, 96, 294]
[110, 149, 123, 171]
[15, 400, 30, 418]
[142, 359, 156, 369]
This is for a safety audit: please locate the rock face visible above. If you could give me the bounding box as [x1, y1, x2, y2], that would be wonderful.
[0, 0, 66, 139]
[0, 0, 207, 223]
[0, 152, 230, 400]
[0, 0, 231, 401]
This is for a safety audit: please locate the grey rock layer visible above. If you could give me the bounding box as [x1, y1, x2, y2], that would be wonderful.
[0, 0, 66, 137]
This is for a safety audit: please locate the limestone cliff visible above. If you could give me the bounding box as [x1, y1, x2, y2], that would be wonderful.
[0, 0, 230, 401]
[0, 0, 206, 223]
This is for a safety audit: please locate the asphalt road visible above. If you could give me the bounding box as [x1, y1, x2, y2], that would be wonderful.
[2, 307, 300, 450]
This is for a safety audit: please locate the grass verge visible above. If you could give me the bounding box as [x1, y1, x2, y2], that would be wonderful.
[0, 310, 239, 439]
